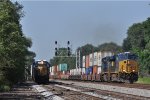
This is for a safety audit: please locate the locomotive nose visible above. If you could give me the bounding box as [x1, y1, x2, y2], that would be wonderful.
[38, 67, 47, 76]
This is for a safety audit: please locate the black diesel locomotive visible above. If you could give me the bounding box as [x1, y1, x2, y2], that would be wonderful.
[31, 60, 50, 84]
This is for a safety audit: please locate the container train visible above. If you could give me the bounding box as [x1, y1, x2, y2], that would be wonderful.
[50, 52, 138, 84]
[31, 60, 50, 84]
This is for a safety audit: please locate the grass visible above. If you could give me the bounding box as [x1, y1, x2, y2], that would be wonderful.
[136, 77, 150, 84]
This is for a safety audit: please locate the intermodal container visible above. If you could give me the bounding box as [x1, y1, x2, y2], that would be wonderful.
[81, 67, 85, 75]
[85, 67, 93, 75]
[59, 63, 67, 71]
[93, 52, 98, 66]
[85, 68, 90, 75]
[54, 65, 57, 72]
[97, 52, 103, 66]
[97, 51, 113, 66]
[85, 55, 89, 68]
[89, 66, 93, 75]
[104, 51, 113, 57]
[97, 67, 102, 74]
[50, 67, 52, 72]
[89, 53, 93, 66]
[93, 65, 98, 75]
[82, 56, 86, 67]
[57, 65, 59, 72]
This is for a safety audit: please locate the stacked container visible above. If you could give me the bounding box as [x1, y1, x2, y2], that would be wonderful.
[89, 53, 93, 66]
[93, 52, 98, 75]
[82, 56, 86, 68]
[85, 55, 89, 68]
[59, 63, 67, 71]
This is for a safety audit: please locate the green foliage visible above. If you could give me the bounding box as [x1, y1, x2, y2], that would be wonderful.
[123, 17, 150, 76]
[97, 42, 122, 54]
[78, 44, 96, 56]
[0, 0, 35, 88]
[137, 77, 150, 84]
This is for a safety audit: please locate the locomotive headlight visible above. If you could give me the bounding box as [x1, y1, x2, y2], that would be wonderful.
[132, 70, 135, 72]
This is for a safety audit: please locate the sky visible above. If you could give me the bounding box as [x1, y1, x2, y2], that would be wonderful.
[12, 0, 150, 61]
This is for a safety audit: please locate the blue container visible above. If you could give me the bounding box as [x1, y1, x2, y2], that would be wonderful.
[85, 68, 90, 75]
[88, 66, 93, 74]
[85, 67, 93, 75]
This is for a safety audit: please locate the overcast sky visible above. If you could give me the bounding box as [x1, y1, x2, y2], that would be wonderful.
[13, 0, 150, 61]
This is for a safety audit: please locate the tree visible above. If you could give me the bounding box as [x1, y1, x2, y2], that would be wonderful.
[0, 0, 35, 90]
[122, 17, 150, 76]
[97, 42, 122, 54]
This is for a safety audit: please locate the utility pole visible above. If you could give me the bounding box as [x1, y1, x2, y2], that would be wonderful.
[76, 49, 81, 69]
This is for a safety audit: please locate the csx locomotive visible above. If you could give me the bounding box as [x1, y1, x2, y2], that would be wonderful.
[31, 60, 50, 84]
[102, 52, 138, 83]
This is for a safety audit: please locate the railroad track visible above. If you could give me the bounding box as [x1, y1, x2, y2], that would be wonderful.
[1, 81, 149, 100]
[0, 82, 44, 100]
[43, 84, 101, 100]
[56, 82, 149, 100]
[51, 80, 150, 100]
[55, 79, 150, 90]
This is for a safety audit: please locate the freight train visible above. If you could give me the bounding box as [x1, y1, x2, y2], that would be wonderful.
[31, 60, 50, 84]
[50, 52, 138, 84]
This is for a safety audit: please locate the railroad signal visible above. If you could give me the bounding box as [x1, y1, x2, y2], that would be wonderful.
[67, 41, 71, 56]
[67, 41, 70, 45]
[55, 41, 57, 45]
[55, 41, 58, 56]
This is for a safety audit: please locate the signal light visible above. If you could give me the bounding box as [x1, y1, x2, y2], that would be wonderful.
[55, 48, 57, 51]
[68, 47, 70, 50]
[67, 41, 70, 45]
[55, 41, 57, 45]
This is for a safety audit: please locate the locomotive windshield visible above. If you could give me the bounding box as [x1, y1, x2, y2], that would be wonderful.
[33, 61, 50, 67]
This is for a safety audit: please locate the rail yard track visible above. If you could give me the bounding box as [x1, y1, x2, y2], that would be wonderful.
[0, 80, 149, 100]
[64, 80, 150, 90]
[52, 80, 150, 100]
[0, 82, 44, 100]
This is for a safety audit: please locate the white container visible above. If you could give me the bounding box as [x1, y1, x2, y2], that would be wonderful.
[93, 52, 98, 66]
[82, 56, 86, 67]
[97, 67, 102, 74]
[81, 67, 85, 74]
[89, 53, 93, 66]
[50, 72, 54, 75]
[50, 67, 52, 72]
[74, 69, 77, 75]
[97, 52, 102, 66]
[52, 66, 54, 72]
[63, 71, 65, 74]
[104, 51, 113, 57]
[57, 65, 59, 71]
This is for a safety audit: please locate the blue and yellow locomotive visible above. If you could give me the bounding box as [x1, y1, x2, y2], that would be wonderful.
[102, 52, 138, 83]
[31, 60, 50, 84]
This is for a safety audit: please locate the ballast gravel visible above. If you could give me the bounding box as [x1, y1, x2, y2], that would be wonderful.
[54, 80, 150, 98]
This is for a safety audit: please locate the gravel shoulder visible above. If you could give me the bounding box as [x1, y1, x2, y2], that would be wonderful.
[0, 82, 43, 100]
[53, 80, 150, 98]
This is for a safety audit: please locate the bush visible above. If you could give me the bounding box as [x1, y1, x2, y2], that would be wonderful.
[0, 84, 11, 92]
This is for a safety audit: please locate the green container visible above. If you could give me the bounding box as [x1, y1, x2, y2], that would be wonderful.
[59, 64, 67, 71]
